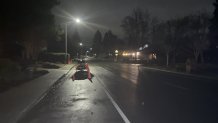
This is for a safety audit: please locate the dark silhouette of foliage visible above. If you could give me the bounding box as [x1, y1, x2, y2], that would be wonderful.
[0, 0, 59, 60]
[102, 30, 118, 54]
[121, 8, 151, 50]
[92, 30, 102, 56]
[47, 25, 65, 52]
[151, 12, 210, 65]
[209, 0, 218, 62]
[185, 12, 210, 63]
[68, 30, 81, 57]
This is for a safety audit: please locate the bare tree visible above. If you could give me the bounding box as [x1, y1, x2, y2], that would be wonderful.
[121, 8, 151, 50]
[209, 0, 218, 63]
[92, 30, 102, 56]
[152, 18, 186, 66]
[151, 21, 173, 66]
[186, 12, 210, 63]
[19, 26, 47, 60]
[102, 30, 118, 54]
[0, 0, 59, 61]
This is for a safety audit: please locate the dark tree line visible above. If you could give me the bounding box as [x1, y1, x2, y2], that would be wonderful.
[92, 30, 125, 57]
[209, 0, 218, 63]
[92, 30, 102, 56]
[0, 0, 59, 61]
[121, 8, 152, 50]
[151, 13, 210, 65]
[48, 25, 82, 58]
[121, 5, 217, 65]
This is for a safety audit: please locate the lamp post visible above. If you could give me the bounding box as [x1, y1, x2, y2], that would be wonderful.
[86, 51, 89, 57]
[79, 42, 83, 59]
[65, 18, 81, 64]
[115, 50, 118, 62]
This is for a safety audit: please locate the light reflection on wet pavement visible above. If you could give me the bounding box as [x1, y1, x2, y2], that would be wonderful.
[18, 67, 124, 123]
[17, 62, 218, 123]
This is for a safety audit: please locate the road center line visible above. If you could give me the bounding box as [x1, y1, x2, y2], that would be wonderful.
[96, 76, 131, 123]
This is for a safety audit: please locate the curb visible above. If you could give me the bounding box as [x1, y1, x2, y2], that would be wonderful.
[16, 64, 76, 122]
[139, 66, 218, 81]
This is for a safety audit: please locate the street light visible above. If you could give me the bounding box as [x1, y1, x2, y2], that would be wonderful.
[65, 18, 81, 64]
[86, 51, 89, 57]
[78, 42, 83, 59]
[75, 18, 81, 23]
[115, 50, 118, 54]
[115, 50, 118, 62]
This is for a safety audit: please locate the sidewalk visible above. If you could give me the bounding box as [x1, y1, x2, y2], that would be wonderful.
[0, 64, 75, 123]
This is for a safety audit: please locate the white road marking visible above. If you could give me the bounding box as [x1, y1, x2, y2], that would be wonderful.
[96, 76, 131, 123]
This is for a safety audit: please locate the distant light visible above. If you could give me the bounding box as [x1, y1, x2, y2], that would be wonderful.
[132, 53, 135, 56]
[76, 18, 81, 23]
[145, 44, 148, 48]
[79, 42, 83, 46]
[136, 52, 140, 56]
[115, 50, 118, 54]
[123, 53, 127, 56]
[153, 53, 157, 59]
[109, 53, 112, 56]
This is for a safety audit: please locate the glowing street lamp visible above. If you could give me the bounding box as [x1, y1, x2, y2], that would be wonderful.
[78, 42, 83, 58]
[75, 18, 81, 23]
[136, 52, 140, 59]
[86, 51, 89, 57]
[115, 50, 118, 62]
[136, 52, 140, 56]
[115, 50, 118, 54]
[65, 17, 82, 63]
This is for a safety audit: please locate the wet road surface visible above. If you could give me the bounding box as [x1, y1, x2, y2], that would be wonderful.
[95, 62, 218, 123]
[18, 61, 218, 123]
[18, 66, 124, 123]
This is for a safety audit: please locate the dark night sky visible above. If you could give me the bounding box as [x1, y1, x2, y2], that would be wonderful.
[53, 0, 215, 46]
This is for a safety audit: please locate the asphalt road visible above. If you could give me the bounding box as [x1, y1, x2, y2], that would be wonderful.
[18, 61, 218, 123]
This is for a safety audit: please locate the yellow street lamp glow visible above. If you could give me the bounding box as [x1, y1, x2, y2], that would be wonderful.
[136, 52, 140, 56]
[124, 53, 128, 56]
